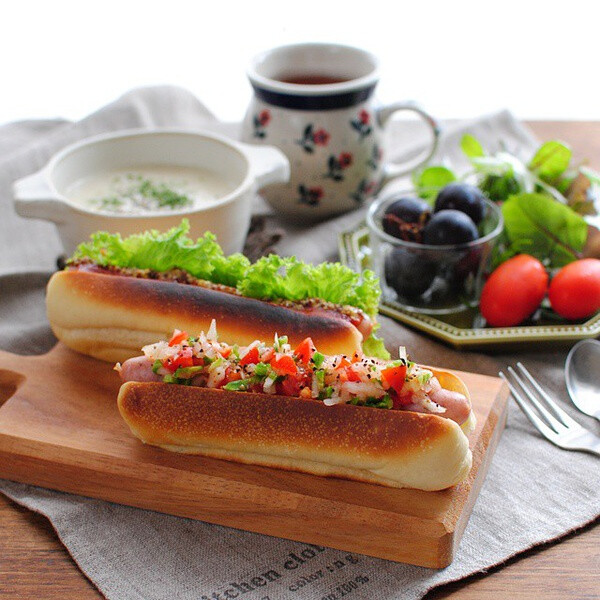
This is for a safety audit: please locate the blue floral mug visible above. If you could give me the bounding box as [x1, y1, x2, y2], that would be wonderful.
[241, 43, 440, 220]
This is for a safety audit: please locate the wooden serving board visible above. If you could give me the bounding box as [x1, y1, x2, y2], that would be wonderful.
[0, 344, 508, 568]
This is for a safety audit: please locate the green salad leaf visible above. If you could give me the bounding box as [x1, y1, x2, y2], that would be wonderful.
[460, 134, 485, 160]
[412, 166, 457, 201]
[528, 141, 572, 181]
[69, 218, 382, 322]
[501, 193, 587, 267]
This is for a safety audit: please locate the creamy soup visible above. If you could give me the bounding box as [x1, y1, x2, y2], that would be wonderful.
[66, 165, 237, 214]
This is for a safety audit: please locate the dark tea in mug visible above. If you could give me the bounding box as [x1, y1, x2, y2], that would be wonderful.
[276, 74, 351, 85]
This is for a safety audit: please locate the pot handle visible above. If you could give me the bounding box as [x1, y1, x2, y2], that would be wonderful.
[239, 143, 290, 189]
[375, 101, 441, 182]
[13, 170, 69, 223]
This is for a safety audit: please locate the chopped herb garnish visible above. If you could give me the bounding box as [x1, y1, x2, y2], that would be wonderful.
[316, 369, 325, 387]
[93, 175, 193, 214]
[224, 379, 251, 391]
[172, 365, 205, 378]
[254, 362, 269, 378]
[318, 386, 334, 400]
[312, 352, 325, 368]
[366, 394, 393, 409]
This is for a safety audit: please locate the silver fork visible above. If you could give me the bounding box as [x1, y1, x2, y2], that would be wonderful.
[499, 362, 600, 456]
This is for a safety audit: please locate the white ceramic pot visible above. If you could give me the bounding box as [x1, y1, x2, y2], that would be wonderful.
[13, 129, 289, 255]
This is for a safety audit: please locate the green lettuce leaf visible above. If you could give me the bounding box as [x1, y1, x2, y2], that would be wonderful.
[70, 219, 381, 317]
[361, 327, 390, 360]
[501, 193, 587, 267]
[72, 221, 250, 285]
[237, 255, 381, 317]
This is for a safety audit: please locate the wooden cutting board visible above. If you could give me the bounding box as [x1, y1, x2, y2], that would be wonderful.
[0, 343, 508, 568]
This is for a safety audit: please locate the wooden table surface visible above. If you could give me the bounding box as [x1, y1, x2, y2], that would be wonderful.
[1, 121, 599, 599]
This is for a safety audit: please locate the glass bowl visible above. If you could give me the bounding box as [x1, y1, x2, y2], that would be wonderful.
[366, 190, 504, 314]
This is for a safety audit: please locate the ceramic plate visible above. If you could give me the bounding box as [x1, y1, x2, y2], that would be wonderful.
[339, 224, 600, 350]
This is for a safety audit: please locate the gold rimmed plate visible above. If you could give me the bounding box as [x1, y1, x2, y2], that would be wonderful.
[339, 224, 600, 350]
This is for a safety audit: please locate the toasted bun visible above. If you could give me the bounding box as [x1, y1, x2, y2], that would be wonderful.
[117, 368, 473, 491]
[46, 270, 363, 363]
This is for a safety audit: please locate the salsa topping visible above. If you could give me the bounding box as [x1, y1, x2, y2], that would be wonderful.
[124, 321, 468, 419]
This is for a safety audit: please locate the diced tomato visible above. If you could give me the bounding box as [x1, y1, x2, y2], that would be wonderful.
[392, 391, 413, 409]
[344, 367, 361, 382]
[218, 368, 241, 388]
[168, 329, 188, 347]
[277, 376, 301, 397]
[336, 356, 351, 369]
[162, 353, 194, 372]
[261, 347, 274, 362]
[381, 365, 407, 394]
[219, 346, 232, 359]
[270, 354, 298, 376]
[294, 337, 315, 365]
[351, 351, 363, 363]
[239, 346, 259, 366]
[192, 356, 204, 366]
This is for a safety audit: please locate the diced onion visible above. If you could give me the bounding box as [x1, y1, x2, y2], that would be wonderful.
[207, 319, 218, 341]
[311, 375, 319, 399]
[323, 395, 345, 406]
[207, 366, 226, 388]
[263, 376, 276, 394]
[342, 381, 382, 399]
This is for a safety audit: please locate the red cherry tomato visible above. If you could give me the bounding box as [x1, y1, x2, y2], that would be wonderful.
[480, 254, 548, 327]
[549, 259, 600, 320]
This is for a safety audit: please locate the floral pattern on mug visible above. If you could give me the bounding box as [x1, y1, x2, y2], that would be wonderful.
[297, 184, 324, 206]
[252, 109, 271, 138]
[325, 152, 353, 181]
[296, 124, 331, 153]
[367, 143, 383, 170]
[350, 178, 377, 203]
[350, 109, 372, 140]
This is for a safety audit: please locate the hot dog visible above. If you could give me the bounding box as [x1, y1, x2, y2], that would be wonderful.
[116, 323, 475, 491]
[46, 221, 386, 363]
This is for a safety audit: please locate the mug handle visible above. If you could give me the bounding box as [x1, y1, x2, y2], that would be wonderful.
[375, 101, 441, 182]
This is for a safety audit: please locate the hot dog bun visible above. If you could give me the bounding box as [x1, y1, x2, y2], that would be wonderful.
[117, 368, 473, 491]
[46, 270, 363, 363]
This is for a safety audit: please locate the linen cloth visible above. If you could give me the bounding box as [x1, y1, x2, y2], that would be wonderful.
[0, 86, 598, 600]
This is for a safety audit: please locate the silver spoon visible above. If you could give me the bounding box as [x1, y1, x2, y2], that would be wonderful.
[565, 339, 600, 421]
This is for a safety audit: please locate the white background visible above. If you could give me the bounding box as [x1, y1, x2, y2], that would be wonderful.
[1, 0, 598, 126]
